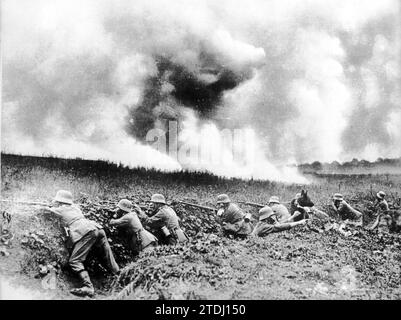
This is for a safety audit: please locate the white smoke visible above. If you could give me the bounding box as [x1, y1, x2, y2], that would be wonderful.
[2, 0, 400, 182]
[0, 277, 50, 300]
[174, 110, 308, 183]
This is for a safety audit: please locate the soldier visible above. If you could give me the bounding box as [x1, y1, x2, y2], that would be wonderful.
[109, 199, 158, 254]
[251, 207, 307, 237]
[369, 191, 392, 233]
[141, 194, 188, 245]
[374, 191, 390, 212]
[331, 193, 363, 228]
[216, 194, 253, 239]
[267, 196, 291, 222]
[43, 190, 119, 297]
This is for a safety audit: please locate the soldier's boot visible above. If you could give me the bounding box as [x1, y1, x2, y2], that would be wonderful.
[70, 270, 95, 297]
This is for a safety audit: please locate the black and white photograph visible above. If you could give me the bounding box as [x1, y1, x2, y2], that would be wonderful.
[0, 0, 400, 303]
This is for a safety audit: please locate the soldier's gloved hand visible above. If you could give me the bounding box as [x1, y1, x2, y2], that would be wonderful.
[217, 209, 224, 217]
[300, 219, 308, 226]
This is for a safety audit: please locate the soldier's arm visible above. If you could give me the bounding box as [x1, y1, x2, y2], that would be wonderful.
[330, 203, 338, 212]
[271, 223, 292, 233]
[222, 222, 241, 232]
[146, 210, 166, 229]
[109, 214, 131, 227]
[41, 206, 61, 216]
[281, 211, 303, 223]
[368, 214, 381, 230]
[250, 224, 259, 237]
[272, 220, 306, 232]
[133, 204, 146, 215]
[311, 208, 330, 220]
[136, 210, 151, 224]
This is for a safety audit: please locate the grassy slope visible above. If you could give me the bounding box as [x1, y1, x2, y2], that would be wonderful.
[1, 153, 401, 299]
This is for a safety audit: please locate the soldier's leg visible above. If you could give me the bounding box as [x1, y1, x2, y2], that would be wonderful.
[94, 229, 119, 274]
[69, 230, 98, 274]
[312, 208, 330, 221]
[69, 230, 98, 297]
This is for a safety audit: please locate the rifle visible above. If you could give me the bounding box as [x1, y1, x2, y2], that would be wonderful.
[174, 200, 217, 213]
[239, 200, 292, 207]
[238, 201, 265, 208]
[1, 199, 49, 206]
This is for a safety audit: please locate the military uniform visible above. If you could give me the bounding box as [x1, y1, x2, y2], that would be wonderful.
[50, 204, 119, 274]
[219, 203, 253, 238]
[370, 199, 391, 232]
[143, 205, 188, 245]
[110, 211, 157, 253]
[377, 199, 390, 212]
[251, 221, 291, 237]
[269, 203, 291, 222]
[334, 200, 363, 226]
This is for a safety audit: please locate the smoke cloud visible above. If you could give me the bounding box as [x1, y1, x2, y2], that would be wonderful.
[1, 0, 400, 182]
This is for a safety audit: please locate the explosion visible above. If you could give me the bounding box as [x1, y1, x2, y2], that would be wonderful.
[2, 0, 400, 182]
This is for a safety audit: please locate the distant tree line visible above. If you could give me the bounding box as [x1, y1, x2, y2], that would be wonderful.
[298, 157, 401, 174]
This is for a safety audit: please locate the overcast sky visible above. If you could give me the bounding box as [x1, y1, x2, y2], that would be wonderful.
[1, 0, 400, 179]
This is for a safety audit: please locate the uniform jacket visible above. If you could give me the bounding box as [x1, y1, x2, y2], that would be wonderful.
[220, 203, 245, 224]
[335, 200, 363, 222]
[110, 212, 157, 249]
[219, 203, 252, 236]
[371, 200, 391, 232]
[376, 199, 390, 212]
[145, 205, 181, 232]
[50, 204, 101, 244]
[144, 205, 188, 242]
[251, 221, 290, 237]
[270, 204, 291, 222]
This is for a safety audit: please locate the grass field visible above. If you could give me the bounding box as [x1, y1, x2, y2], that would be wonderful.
[1, 153, 401, 300]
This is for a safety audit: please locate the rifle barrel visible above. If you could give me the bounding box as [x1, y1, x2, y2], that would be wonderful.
[1, 199, 49, 206]
[239, 200, 292, 206]
[239, 201, 265, 208]
[177, 201, 217, 212]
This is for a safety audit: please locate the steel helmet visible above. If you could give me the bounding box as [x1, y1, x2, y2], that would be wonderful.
[216, 194, 230, 204]
[258, 206, 276, 221]
[333, 193, 343, 201]
[117, 199, 133, 212]
[377, 191, 386, 199]
[268, 196, 280, 204]
[53, 190, 73, 205]
[150, 194, 166, 204]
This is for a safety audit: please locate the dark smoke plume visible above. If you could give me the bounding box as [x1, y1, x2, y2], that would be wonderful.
[128, 55, 250, 140]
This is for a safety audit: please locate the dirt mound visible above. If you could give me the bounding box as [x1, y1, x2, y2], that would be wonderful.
[112, 234, 255, 300]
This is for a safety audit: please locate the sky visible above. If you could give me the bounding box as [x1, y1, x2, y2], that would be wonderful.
[1, 0, 400, 182]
